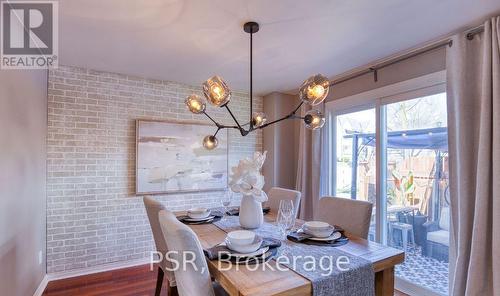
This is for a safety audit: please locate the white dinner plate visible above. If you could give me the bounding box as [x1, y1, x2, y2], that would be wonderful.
[218, 240, 269, 258]
[183, 215, 215, 222]
[307, 231, 342, 241]
[228, 246, 270, 258]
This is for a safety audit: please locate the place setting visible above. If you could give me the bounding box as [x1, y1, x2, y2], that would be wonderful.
[204, 230, 281, 264]
[177, 207, 223, 225]
[176, 190, 236, 225]
[273, 193, 347, 247]
[287, 221, 349, 247]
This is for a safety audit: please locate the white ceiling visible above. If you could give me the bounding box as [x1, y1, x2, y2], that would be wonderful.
[59, 0, 500, 95]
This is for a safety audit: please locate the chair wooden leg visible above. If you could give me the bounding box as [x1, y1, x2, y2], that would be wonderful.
[167, 285, 178, 296]
[155, 267, 164, 296]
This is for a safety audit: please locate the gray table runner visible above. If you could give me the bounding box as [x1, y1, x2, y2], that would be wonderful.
[214, 217, 374, 296]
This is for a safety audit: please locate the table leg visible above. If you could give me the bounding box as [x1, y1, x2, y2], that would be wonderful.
[375, 267, 395, 296]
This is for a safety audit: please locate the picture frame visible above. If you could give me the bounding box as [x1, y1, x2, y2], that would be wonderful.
[135, 119, 228, 195]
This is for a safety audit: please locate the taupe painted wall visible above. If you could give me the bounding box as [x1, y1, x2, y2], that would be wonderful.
[0, 70, 48, 296]
[262, 92, 300, 192]
[327, 47, 446, 101]
[263, 47, 446, 191]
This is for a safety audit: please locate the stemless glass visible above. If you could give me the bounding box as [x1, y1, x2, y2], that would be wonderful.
[221, 189, 233, 221]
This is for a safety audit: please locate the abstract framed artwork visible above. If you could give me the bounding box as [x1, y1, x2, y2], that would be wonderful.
[135, 120, 228, 194]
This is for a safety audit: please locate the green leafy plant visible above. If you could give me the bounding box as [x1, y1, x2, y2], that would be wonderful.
[392, 170, 416, 206]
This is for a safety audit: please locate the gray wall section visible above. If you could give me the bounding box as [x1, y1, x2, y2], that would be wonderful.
[0, 70, 47, 296]
[327, 47, 446, 101]
[262, 92, 300, 192]
[263, 47, 446, 192]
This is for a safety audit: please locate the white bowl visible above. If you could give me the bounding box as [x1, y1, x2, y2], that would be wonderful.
[303, 227, 334, 238]
[187, 208, 210, 219]
[225, 235, 263, 254]
[303, 221, 331, 231]
[226, 230, 255, 246]
[302, 221, 334, 238]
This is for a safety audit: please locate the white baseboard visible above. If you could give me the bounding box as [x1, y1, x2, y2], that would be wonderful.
[47, 258, 151, 282]
[33, 274, 49, 296]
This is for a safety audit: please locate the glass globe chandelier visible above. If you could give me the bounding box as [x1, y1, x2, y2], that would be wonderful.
[185, 21, 328, 149]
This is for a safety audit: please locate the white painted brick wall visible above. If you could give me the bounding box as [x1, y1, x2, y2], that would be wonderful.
[46, 65, 262, 273]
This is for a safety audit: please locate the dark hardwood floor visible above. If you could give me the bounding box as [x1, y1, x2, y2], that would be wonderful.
[43, 264, 409, 296]
[43, 264, 169, 296]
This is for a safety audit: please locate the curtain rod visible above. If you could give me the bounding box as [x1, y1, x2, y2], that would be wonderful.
[329, 24, 485, 86]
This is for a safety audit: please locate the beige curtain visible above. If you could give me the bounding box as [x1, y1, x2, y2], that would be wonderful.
[447, 16, 500, 296]
[295, 104, 326, 220]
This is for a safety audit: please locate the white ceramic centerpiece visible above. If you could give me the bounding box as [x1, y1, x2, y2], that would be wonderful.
[229, 151, 268, 229]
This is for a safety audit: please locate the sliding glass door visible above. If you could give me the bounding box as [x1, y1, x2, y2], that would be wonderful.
[332, 108, 376, 240]
[332, 108, 377, 241]
[383, 92, 449, 295]
[327, 72, 449, 295]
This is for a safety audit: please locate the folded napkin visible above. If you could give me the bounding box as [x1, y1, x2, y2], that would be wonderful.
[286, 230, 314, 242]
[287, 230, 349, 247]
[204, 237, 281, 260]
[225, 208, 240, 216]
[226, 207, 271, 216]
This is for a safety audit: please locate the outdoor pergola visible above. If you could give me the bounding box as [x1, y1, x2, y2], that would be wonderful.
[344, 127, 448, 221]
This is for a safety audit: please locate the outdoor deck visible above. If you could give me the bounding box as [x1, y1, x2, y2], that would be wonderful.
[395, 245, 449, 295]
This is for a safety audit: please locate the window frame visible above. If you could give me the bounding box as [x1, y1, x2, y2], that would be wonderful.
[325, 70, 446, 244]
[326, 70, 447, 295]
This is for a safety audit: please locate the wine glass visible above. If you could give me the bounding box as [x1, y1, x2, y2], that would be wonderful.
[277, 200, 294, 239]
[220, 189, 233, 221]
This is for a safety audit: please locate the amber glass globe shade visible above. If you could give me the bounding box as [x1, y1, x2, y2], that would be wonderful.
[299, 74, 330, 106]
[304, 109, 326, 130]
[185, 94, 206, 114]
[252, 112, 267, 127]
[202, 135, 218, 150]
[202, 76, 231, 107]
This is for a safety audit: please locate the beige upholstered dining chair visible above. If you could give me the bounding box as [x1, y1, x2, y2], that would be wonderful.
[315, 196, 373, 239]
[158, 209, 227, 296]
[143, 196, 177, 296]
[266, 187, 302, 218]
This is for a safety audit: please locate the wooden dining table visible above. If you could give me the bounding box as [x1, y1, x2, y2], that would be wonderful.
[177, 211, 405, 296]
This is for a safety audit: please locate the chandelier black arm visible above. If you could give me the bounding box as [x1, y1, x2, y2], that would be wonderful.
[203, 110, 239, 132]
[204, 100, 305, 136]
[249, 31, 253, 130]
[256, 101, 304, 130]
[213, 127, 223, 137]
[223, 104, 249, 136]
[203, 111, 220, 126]
[213, 125, 242, 137]
[224, 105, 242, 129]
[291, 101, 304, 114]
